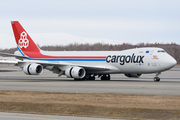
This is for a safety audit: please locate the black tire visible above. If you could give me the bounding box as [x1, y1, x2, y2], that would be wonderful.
[154, 77, 160, 82]
[92, 76, 95, 80]
[74, 78, 81, 81]
[101, 74, 110, 81]
[101, 76, 105, 81]
[107, 74, 110, 80]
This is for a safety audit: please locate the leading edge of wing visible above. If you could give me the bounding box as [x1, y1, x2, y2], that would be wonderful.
[18, 60, 112, 71]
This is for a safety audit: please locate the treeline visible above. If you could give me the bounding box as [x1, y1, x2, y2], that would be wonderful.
[0, 42, 180, 64]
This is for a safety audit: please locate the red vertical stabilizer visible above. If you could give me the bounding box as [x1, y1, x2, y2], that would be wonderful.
[11, 21, 40, 53]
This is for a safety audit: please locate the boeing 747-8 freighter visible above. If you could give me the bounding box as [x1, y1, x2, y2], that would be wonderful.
[0, 21, 177, 82]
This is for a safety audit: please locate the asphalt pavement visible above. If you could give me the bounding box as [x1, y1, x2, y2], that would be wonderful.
[0, 64, 180, 96]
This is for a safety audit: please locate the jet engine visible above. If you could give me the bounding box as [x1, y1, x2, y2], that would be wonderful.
[65, 67, 86, 79]
[23, 63, 43, 75]
[124, 74, 142, 78]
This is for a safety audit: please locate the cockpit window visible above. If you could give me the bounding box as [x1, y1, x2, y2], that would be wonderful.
[157, 50, 166, 53]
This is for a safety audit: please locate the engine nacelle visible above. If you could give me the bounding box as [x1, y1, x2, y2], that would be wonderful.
[124, 74, 142, 78]
[23, 63, 43, 75]
[65, 67, 86, 79]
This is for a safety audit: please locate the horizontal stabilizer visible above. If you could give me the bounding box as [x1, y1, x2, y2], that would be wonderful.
[0, 52, 28, 59]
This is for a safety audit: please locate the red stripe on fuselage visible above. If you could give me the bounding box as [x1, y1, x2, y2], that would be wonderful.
[23, 52, 106, 59]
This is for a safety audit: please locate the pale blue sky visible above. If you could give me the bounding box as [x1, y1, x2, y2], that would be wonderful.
[0, 0, 180, 48]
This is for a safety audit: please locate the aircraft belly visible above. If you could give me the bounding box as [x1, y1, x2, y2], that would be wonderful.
[112, 62, 161, 74]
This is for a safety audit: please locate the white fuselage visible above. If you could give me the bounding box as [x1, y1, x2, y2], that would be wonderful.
[25, 47, 176, 75]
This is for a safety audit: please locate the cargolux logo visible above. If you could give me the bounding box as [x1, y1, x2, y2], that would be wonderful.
[106, 53, 144, 65]
[18, 31, 29, 48]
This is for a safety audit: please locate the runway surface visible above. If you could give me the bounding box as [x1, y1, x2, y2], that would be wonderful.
[0, 112, 122, 120]
[0, 64, 180, 96]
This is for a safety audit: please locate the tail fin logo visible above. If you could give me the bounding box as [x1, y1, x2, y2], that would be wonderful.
[18, 31, 29, 48]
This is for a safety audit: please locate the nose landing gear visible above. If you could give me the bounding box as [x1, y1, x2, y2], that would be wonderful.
[154, 72, 161, 82]
[154, 77, 160, 82]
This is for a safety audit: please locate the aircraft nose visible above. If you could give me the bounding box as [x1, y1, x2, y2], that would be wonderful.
[167, 56, 177, 68]
[160, 54, 177, 70]
[172, 57, 177, 66]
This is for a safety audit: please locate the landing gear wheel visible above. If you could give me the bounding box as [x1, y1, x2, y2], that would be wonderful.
[107, 74, 110, 80]
[101, 74, 110, 81]
[154, 77, 160, 82]
[101, 76, 105, 80]
[74, 78, 82, 81]
[82, 77, 86, 81]
[89, 76, 95, 80]
[85, 75, 96, 81]
[91, 76, 95, 80]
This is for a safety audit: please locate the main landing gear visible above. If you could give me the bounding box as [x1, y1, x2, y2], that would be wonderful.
[154, 72, 161, 82]
[86, 74, 111, 81]
[76, 74, 95, 81]
[100, 74, 110, 81]
[74, 74, 111, 81]
[87, 75, 95, 80]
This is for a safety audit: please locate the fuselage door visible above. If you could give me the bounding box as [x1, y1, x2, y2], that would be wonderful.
[150, 50, 154, 55]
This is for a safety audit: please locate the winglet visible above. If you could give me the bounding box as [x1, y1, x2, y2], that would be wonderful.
[11, 21, 40, 53]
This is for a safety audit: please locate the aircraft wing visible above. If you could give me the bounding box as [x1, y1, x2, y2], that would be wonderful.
[0, 59, 110, 72]
[0, 52, 114, 71]
[17, 60, 111, 71]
